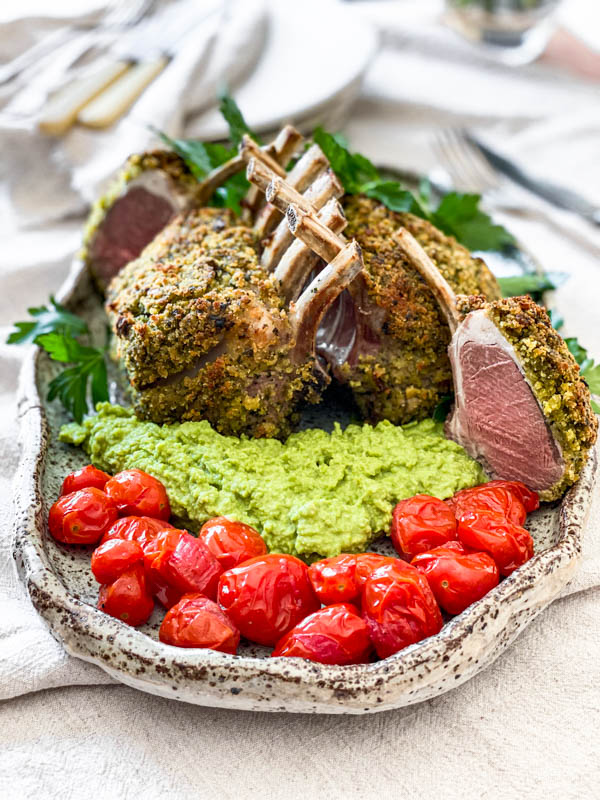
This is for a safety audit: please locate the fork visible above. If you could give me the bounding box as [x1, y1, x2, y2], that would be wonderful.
[431, 128, 600, 257]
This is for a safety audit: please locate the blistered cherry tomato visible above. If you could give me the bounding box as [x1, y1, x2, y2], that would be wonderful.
[101, 515, 174, 550]
[159, 594, 240, 653]
[308, 554, 360, 605]
[354, 553, 400, 586]
[361, 561, 443, 659]
[145, 529, 223, 602]
[199, 517, 267, 570]
[451, 485, 527, 526]
[97, 563, 154, 626]
[390, 494, 457, 560]
[91, 538, 143, 584]
[48, 488, 117, 545]
[411, 541, 499, 615]
[482, 480, 539, 513]
[218, 554, 319, 647]
[458, 510, 534, 576]
[104, 469, 170, 520]
[272, 603, 372, 665]
[61, 465, 111, 496]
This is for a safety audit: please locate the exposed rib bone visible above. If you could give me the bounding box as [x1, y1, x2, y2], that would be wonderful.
[289, 240, 364, 363]
[261, 169, 344, 271]
[393, 228, 460, 334]
[195, 125, 302, 208]
[246, 156, 346, 263]
[244, 138, 329, 238]
[274, 198, 347, 304]
[243, 125, 303, 221]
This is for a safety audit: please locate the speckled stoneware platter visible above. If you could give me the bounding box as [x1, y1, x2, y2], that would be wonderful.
[13, 256, 597, 714]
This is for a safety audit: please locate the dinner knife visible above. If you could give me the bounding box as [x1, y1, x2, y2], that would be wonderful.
[466, 132, 600, 227]
[39, 0, 222, 135]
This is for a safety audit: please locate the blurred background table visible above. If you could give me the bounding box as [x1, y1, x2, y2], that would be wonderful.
[1, 1, 599, 798]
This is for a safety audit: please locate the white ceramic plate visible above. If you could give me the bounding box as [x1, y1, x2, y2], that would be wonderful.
[12, 255, 597, 714]
[187, 0, 378, 139]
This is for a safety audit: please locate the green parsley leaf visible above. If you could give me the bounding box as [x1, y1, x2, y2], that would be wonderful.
[432, 393, 454, 423]
[565, 337, 589, 367]
[39, 333, 108, 423]
[582, 363, 600, 396]
[362, 180, 429, 216]
[548, 308, 564, 331]
[313, 128, 379, 193]
[6, 297, 88, 345]
[432, 192, 515, 252]
[497, 272, 568, 298]
[218, 89, 261, 147]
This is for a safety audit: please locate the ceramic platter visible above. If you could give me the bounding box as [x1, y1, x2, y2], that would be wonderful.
[13, 256, 597, 714]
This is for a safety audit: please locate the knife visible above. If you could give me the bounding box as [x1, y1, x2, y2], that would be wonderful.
[39, 0, 222, 135]
[466, 132, 600, 228]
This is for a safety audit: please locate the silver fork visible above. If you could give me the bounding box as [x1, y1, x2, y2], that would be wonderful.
[2, 0, 153, 118]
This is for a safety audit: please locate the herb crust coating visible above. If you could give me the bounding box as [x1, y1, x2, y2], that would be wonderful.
[339, 195, 501, 424]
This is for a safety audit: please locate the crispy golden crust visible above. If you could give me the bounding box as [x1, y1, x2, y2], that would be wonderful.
[106, 207, 324, 438]
[340, 196, 501, 424]
[480, 295, 598, 501]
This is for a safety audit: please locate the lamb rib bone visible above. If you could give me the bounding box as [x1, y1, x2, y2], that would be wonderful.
[261, 168, 344, 271]
[241, 135, 330, 239]
[195, 124, 303, 207]
[274, 198, 347, 304]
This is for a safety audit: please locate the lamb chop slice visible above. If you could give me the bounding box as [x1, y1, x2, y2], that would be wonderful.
[106, 176, 363, 438]
[394, 228, 598, 501]
[84, 126, 304, 292]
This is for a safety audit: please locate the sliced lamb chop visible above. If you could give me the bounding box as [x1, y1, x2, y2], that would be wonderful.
[84, 126, 304, 292]
[394, 227, 598, 501]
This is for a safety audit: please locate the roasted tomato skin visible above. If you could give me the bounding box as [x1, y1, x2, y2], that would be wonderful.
[451, 485, 527, 526]
[145, 529, 223, 602]
[411, 541, 499, 615]
[361, 561, 443, 659]
[91, 538, 144, 584]
[48, 488, 118, 545]
[100, 515, 174, 550]
[354, 553, 400, 586]
[272, 603, 372, 665]
[104, 469, 170, 520]
[458, 510, 534, 576]
[308, 554, 361, 605]
[218, 554, 319, 647]
[60, 465, 111, 496]
[97, 563, 154, 626]
[478, 480, 539, 513]
[390, 494, 457, 560]
[159, 593, 240, 653]
[199, 517, 267, 570]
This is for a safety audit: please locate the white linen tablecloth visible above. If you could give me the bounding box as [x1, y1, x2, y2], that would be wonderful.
[1, 1, 600, 797]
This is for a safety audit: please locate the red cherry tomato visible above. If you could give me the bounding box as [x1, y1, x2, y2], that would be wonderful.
[91, 538, 143, 584]
[97, 563, 154, 626]
[451, 485, 527, 526]
[482, 480, 539, 513]
[101, 515, 174, 550]
[272, 603, 373, 665]
[104, 469, 170, 520]
[361, 561, 443, 659]
[199, 517, 267, 570]
[147, 574, 182, 610]
[307, 554, 360, 605]
[145, 529, 223, 602]
[354, 553, 400, 586]
[390, 494, 457, 560]
[61, 465, 111, 496]
[48, 488, 118, 545]
[159, 593, 240, 653]
[458, 510, 534, 576]
[218, 554, 319, 647]
[411, 541, 499, 615]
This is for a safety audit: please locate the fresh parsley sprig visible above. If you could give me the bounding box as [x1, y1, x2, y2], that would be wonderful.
[7, 298, 108, 423]
[497, 271, 569, 300]
[312, 127, 515, 252]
